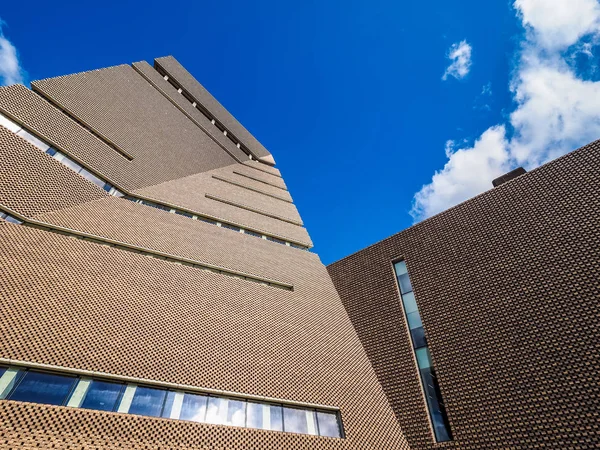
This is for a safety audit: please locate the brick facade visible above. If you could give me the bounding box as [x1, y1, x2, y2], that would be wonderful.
[328, 141, 600, 449]
[0, 57, 407, 449]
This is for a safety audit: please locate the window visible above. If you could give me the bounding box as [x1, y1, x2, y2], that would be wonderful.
[283, 406, 317, 435]
[0, 211, 22, 224]
[220, 223, 241, 232]
[0, 364, 343, 437]
[394, 260, 453, 442]
[80, 379, 124, 411]
[316, 410, 343, 438]
[205, 397, 246, 427]
[128, 386, 167, 417]
[247, 402, 283, 431]
[178, 392, 208, 422]
[7, 371, 77, 406]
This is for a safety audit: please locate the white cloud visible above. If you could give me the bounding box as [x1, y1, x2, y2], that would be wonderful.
[442, 40, 473, 80]
[0, 21, 25, 86]
[514, 0, 600, 50]
[411, 0, 600, 222]
[410, 127, 510, 220]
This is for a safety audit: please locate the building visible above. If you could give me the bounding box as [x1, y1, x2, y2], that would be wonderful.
[0, 57, 408, 449]
[328, 140, 600, 449]
[1, 56, 598, 450]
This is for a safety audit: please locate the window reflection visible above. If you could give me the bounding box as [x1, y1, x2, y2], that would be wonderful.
[316, 410, 342, 438]
[206, 397, 246, 427]
[8, 371, 76, 406]
[283, 406, 317, 435]
[128, 386, 166, 417]
[81, 380, 123, 412]
[0, 365, 342, 438]
[247, 402, 284, 431]
[179, 393, 208, 423]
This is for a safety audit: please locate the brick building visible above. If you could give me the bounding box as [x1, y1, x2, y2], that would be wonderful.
[328, 141, 600, 449]
[1, 56, 598, 449]
[0, 57, 407, 449]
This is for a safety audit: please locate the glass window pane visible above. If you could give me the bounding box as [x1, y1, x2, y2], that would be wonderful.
[283, 407, 317, 435]
[226, 399, 246, 427]
[8, 371, 76, 405]
[268, 404, 284, 431]
[246, 402, 263, 429]
[198, 217, 217, 225]
[128, 386, 166, 417]
[420, 368, 452, 442]
[398, 273, 412, 294]
[175, 210, 193, 218]
[406, 311, 423, 330]
[46, 148, 57, 156]
[16, 129, 50, 152]
[0, 367, 6, 378]
[316, 410, 341, 438]
[394, 260, 407, 275]
[80, 379, 123, 411]
[0, 113, 21, 132]
[52, 151, 66, 162]
[79, 169, 105, 188]
[401, 291, 419, 314]
[416, 347, 432, 369]
[179, 393, 208, 423]
[246, 402, 283, 431]
[205, 397, 246, 426]
[411, 326, 427, 349]
[61, 157, 82, 173]
[161, 391, 177, 418]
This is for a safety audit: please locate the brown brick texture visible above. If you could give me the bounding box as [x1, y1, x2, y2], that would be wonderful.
[0, 58, 407, 449]
[328, 141, 600, 449]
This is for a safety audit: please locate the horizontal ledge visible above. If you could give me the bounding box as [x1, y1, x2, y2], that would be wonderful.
[130, 193, 311, 249]
[0, 204, 294, 291]
[212, 175, 293, 203]
[0, 358, 339, 412]
[131, 62, 247, 164]
[242, 162, 283, 179]
[206, 194, 303, 226]
[232, 171, 288, 191]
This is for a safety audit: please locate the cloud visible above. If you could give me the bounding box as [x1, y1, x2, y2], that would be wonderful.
[442, 40, 473, 80]
[410, 0, 600, 222]
[0, 20, 25, 86]
[514, 0, 600, 50]
[474, 82, 493, 110]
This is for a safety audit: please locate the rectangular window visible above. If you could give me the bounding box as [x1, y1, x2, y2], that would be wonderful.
[7, 370, 77, 406]
[80, 379, 124, 411]
[246, 402, 284, 431]
[205, 397, 246, 427]
[316, 410, 343, 438]
[178, 392, 208, 422]
[128, 386, 167, 417]
[394, 260, 453, 442]
[0, 364, 342, 438]
[283, 406, 317, 435]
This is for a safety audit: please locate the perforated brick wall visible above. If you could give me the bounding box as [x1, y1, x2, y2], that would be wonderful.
[0, 126, 107, 217]
[31, 64, 238, 190]
[0, 57, 407, 449]
[328, 141, 600, 449]
[155, 56, 272, 159]
[133, 163, 310, 246]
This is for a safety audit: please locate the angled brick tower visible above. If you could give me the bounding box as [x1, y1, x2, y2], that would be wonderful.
[0, 57, 408, 449]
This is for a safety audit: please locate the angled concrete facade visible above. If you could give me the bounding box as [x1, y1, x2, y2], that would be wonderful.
[328, 141, 600, 449]
[0, 57, 407, 449]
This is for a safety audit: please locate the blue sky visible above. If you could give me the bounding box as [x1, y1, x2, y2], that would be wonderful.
[1, 0, 599, 264]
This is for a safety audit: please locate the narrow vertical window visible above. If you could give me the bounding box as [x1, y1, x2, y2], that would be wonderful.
[394, 260, 453, 442]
